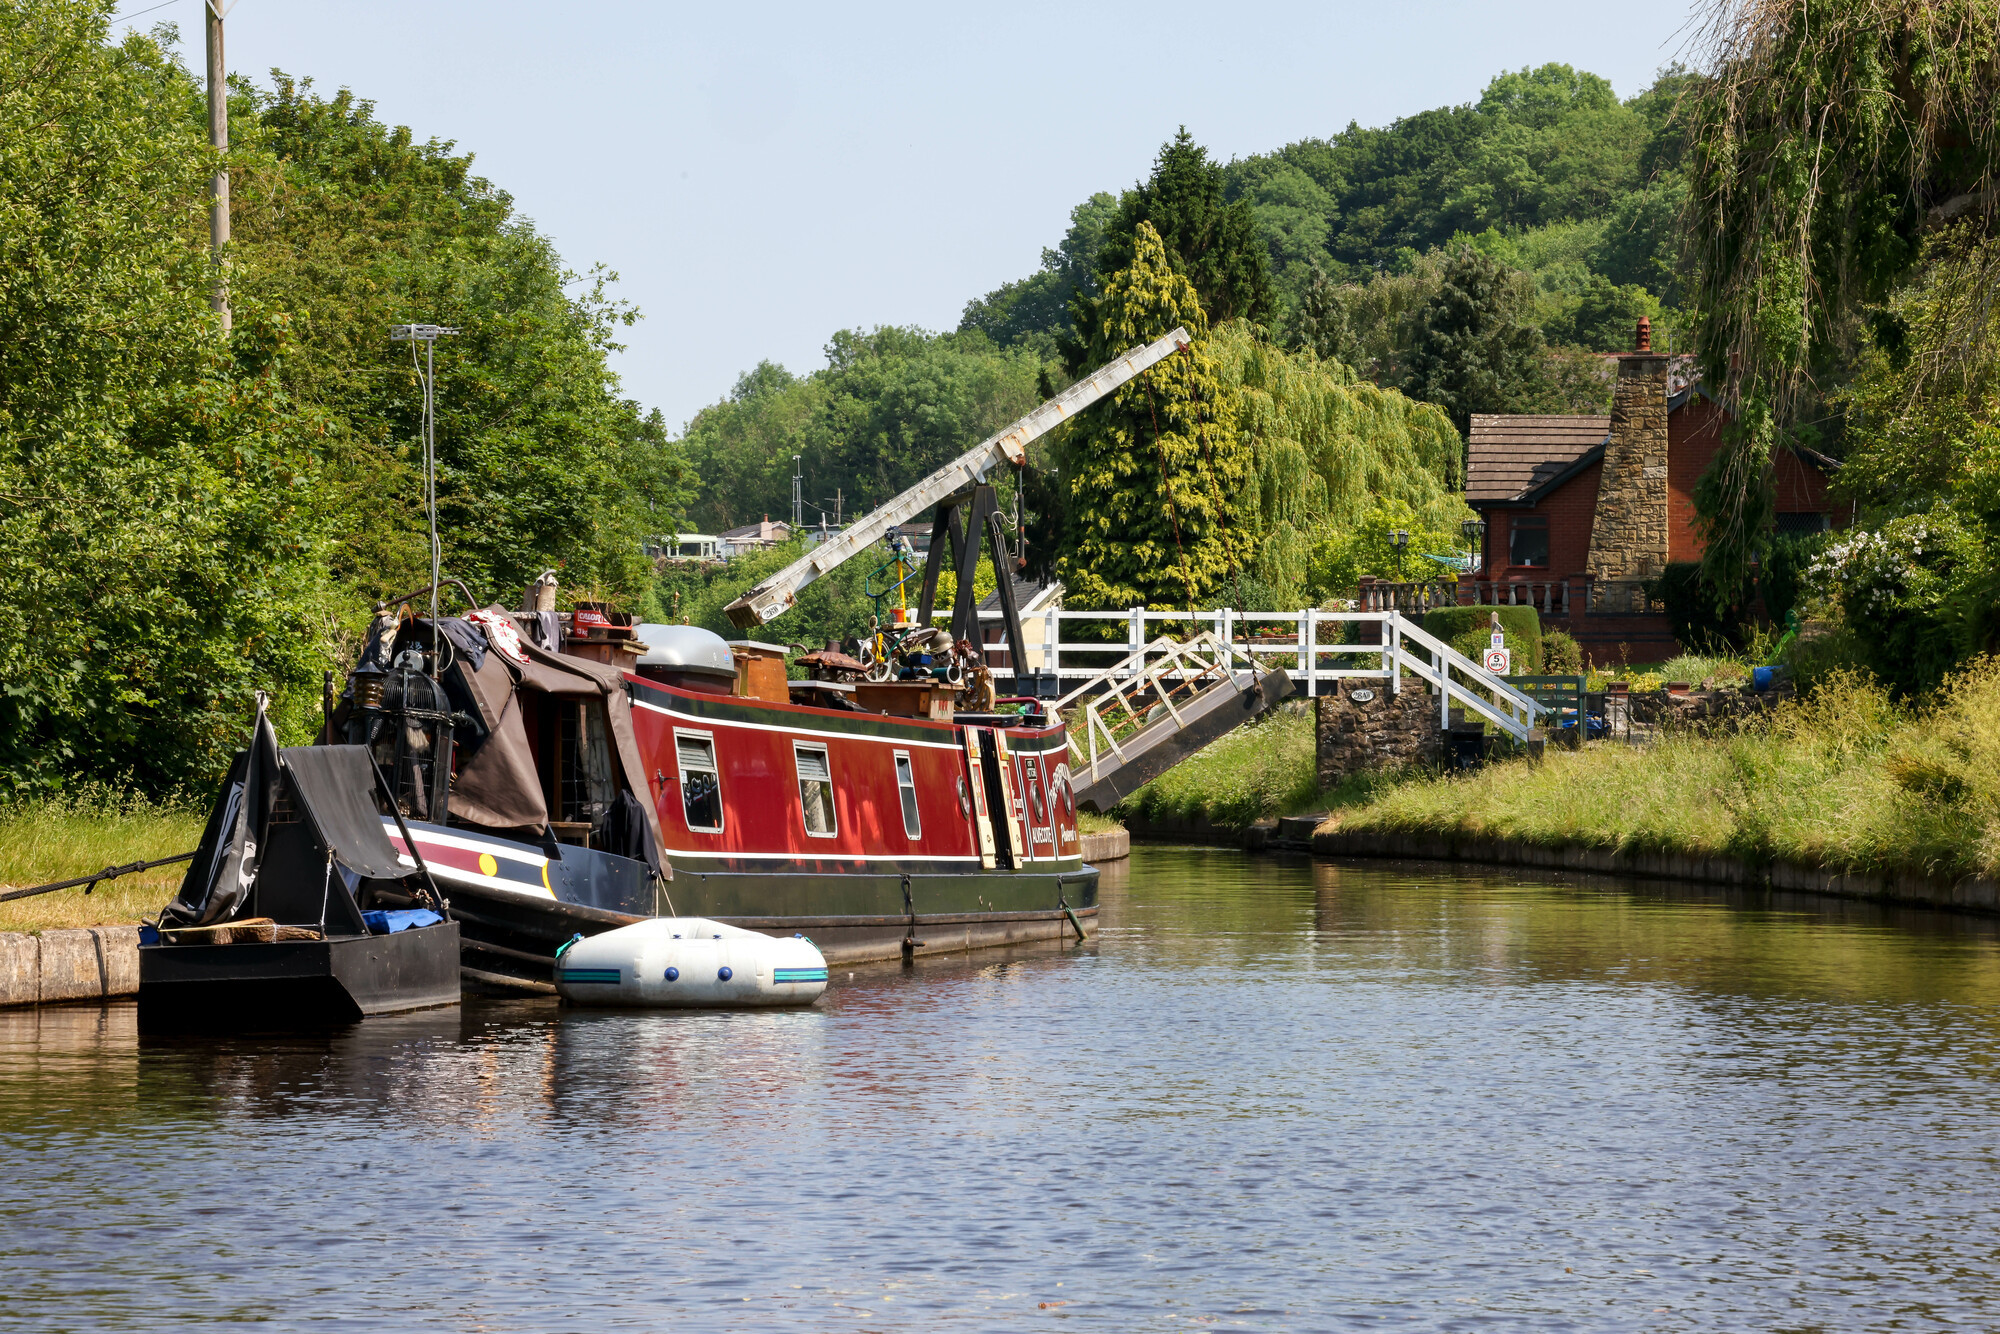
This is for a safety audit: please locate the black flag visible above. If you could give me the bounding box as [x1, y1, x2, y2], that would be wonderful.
[162, 694, 283, 927]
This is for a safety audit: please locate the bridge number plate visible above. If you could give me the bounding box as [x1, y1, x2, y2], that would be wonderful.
[1484, 648, 1511, 675]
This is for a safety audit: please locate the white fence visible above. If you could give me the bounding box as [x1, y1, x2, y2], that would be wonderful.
[942, 607, 1546, 741]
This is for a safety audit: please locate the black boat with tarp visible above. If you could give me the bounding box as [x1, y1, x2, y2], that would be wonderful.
[137, 700, 460, 1030]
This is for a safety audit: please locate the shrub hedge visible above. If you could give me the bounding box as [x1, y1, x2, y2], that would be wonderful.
[1424, 605, 1542, 670]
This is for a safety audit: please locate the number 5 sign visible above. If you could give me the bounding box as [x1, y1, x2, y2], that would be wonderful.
[1484, 647, 1511, 675]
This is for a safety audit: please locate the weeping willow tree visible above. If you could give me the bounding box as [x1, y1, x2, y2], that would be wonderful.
[1684, 0, 2000, 592]
[1207, 324, 1472, 605]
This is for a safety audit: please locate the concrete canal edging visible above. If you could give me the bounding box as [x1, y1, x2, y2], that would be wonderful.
[0, 927, 142, 1008]
[1079, 829, 1130, 863]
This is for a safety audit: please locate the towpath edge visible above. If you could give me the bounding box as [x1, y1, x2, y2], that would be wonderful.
[1315, 829, 2000, 914]
[0, 927, 140, 1007]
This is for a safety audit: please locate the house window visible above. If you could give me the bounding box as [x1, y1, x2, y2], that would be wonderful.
[1509, 516, 1549, 568]
[893, 752, 921, 839]
[675, 732, 723, 833]
[794, 744, 837, 837]
[1775, 512, 1829, 535]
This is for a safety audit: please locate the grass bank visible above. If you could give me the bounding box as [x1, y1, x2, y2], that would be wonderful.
[0, 794, 203, 932]
[1116, 705, 1356, 829]
[1123, 667, 2000, 884]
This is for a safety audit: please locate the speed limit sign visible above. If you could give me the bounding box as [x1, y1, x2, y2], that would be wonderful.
[1484, 647, 1511, 675]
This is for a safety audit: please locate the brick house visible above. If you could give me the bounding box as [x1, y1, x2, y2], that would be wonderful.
[1457, 321, 1849, 662]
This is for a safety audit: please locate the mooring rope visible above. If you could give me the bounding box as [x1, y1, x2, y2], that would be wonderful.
[0, 851, 197, 904]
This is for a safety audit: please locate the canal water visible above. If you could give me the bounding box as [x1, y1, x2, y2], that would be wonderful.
[6, 848, 2000, 1330]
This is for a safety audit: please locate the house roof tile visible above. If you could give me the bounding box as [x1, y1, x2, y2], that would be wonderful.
[1466, 414, 1610, 504]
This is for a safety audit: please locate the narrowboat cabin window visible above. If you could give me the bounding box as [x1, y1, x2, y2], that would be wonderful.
[795, 744, 837, 836]
[894, 752, 921, 839]
[676, 732, 723, 832]
[1509, 515, 1549, 568]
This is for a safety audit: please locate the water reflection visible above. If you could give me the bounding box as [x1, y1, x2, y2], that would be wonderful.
[4, 848, 2000, 1330]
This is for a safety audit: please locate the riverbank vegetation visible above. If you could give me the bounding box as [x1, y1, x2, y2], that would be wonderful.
[1118, 707, 1337, 831]
[1342, 665, 2000, 882]
[2, 1, 685, 799]
[1121, 660, 2000, 886]
[0, 793, 203, 932]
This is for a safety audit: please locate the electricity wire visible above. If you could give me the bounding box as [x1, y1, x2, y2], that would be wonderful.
[410, 337, 442, 629]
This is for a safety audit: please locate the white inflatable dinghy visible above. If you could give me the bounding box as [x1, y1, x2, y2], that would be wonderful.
[554, 918, 828, 1008]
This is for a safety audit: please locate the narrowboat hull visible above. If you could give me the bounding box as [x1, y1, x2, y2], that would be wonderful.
[376, 660, 1103, 990]
[429, 850, 1097, 990]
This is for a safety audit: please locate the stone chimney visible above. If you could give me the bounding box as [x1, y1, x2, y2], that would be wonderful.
[1585, 316, 1671, 580]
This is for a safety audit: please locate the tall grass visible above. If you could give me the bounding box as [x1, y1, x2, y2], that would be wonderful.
[1343, 667, 1998, 881]
[1121, 664, 2000, 883]
[0, 790, 203, 932]
[1118, 706, 1335, 827]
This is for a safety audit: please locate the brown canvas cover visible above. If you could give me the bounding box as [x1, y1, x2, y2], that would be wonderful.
[444, 611, 664, 864]
[516, 636, 665, 857]
[447, 649, 549, 832]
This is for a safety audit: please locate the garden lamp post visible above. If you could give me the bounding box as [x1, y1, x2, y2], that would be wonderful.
[1461, 517, 1487, 575]
[1391, 528, 1409, 581]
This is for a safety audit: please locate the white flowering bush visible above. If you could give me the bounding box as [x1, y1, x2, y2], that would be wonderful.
[1804, 509, 1987, 693]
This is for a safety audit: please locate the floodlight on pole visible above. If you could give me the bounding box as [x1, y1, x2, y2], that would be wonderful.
[391, 324, 461, 631]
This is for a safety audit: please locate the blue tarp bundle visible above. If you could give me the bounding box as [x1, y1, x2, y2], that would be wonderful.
[362, 908, 444, 935]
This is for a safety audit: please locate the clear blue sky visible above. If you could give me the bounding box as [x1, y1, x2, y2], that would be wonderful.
[124, 1, 1699, 430]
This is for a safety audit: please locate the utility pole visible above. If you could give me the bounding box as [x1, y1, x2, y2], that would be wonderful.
[791, 454, 803, 530]
[206, 1, 233, 333]
[834, 488, 842, 527]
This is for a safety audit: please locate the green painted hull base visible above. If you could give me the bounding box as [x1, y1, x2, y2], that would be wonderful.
[670, 867, 1100, 967]
[447, 865, 1102, 985]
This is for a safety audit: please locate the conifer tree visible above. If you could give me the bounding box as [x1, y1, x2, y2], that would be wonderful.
[1402, 242, 1548, 435]
[1286, 263, 1353, 364]
[1088, 130, 1275, 336]
[1059, 223, 1249, 611]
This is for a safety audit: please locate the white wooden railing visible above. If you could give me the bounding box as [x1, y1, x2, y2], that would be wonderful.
[946, 607, 1546, 742]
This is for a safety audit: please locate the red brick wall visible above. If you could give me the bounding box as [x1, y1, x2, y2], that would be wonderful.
[1474, 392, 1850, 582]
[1773, 447, 1841, 517]
[1669, 395, 1727, 563]
[1669, 394, 1849, 559]
[1482, 461, 1601, 577]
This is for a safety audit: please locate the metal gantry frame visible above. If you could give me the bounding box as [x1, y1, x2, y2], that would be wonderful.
[724, 328, 1192, 633]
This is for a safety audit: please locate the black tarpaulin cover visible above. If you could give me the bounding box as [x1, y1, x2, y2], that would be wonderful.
[279, 746, 412, 880]
[163, 703, 282, 927]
